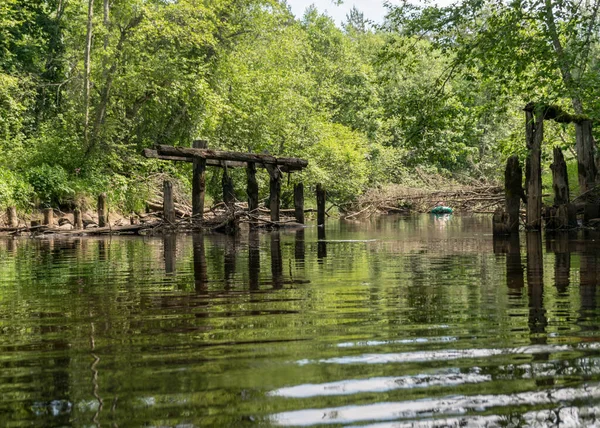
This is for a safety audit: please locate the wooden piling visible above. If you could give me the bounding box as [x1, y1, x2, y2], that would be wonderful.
[43, 208, 54, 226]
[6, 206, 17, 227]
[265, 164, 281, 222]
[246, 162, 259, 227]
[222, 167, 235, 209]
[505, 155, 523, 232]
[163, 180, 175, 223]
[294, 183, 305, 224]
[316, 184, 326, 227]
[74, 208, 83, 230]
[525, 109, 544, 230]
[192, 140, 207, 220]
[97, 193, 108, 227]
[575, 120, 597, 193]
[551, 147, 569, 206]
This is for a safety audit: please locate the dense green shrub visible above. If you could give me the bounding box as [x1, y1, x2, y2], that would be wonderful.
[26, 164, 74, 207]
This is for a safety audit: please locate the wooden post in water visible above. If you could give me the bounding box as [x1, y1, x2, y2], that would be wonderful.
[222, 167, 235, 210]
[74, 208, 83, 230]
[163, 180, 175, 223]
[6, 207, 17, 227]
[97, 193, 107, 227]
[551, 147, 570, 206]
[316, 184, 326, 227]
[525, 107, 544, 230]
[294, 183, 305, 224]
[265, 165, 281, 222]
[246, 162, 259, 227]
[505, 155, 523, 233]
[192, 140, 207, 220]
[43, 208, 54, 226]
[575, 120, 597, 193]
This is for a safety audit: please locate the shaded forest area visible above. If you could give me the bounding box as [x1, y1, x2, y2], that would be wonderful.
[1, 0, 599, 215]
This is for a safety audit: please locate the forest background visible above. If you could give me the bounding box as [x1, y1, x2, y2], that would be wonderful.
[1, 0, 599, 214]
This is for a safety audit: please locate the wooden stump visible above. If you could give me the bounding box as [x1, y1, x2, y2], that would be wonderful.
[551, 147, 569, 206]
[222, 167, 235, 209]
[192, 140, 207, 220]
[43, 208, 54, 226]
[97, 193, 108, 227]
[6, 206, 17, 228]
[583, 203, 600, 225]
[575, 120, 597, 193]
[316, 183, 326, 226]
[74, 208, 83, 230]
[525, 109, 544, 230]
[265, 165, 281, 222]
[163, 180, 175, 223]
[505, 155, 523, 232]
[294, 183, 305, 224]
[246, 162, 259, 227]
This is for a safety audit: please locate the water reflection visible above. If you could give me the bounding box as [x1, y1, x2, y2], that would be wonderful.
[2, 216, 600, 426]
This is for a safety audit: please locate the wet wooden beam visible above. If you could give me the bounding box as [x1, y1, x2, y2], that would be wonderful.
[192, 140, 207, 220]
[156, 145, 308, 169]
[294, 183, 305, 224]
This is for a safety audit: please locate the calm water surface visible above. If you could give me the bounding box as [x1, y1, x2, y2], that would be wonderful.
[1, 215, 600, 427]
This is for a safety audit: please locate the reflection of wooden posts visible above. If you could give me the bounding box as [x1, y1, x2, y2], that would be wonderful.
[192, 140, 207, 220]
[505, 155, 523, 233]
[317, 227, 327, 260]
[266, 165, 281, 222]
[163, 234, 177, 274]
[294, 183, 305, 224]
[575, 120, 597, 193]
[525, 108, 544, 230]
[193, 233, 208, 292]
[526, 232, 547, 342]
[222, 167, 235, 209]
[224, 236, 236, 289]
[317, 184, 326, 226]
[43, 208, 54, 226]
[98, 240, 106, 261]
[163, 180, 175, 223]
[6, 207, 17, 227]
[580, 249, 598, 311]
[270, 232, 283, 289]
[506, 233, 524, 296]
[74, 208, 83, 230]
[248, 230, 260, 290]
[97, 193, 107, 227]
[246, 162, 259, 227]
[552, 233, 571, 295]
[294, 229, 305, 264]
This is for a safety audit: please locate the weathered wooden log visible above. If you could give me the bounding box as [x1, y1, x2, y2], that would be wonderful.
[6, 207, 18, 228]
[163, 180, 175, 223]
[525, 109, 544, 230]
[43, 208, 54, 226]
[97, 193, 108, 227]
[551, 147, 570, 206]
[246, 162, 259, 227]
[583, 203, 600, 225]
[505, 155, 523, 232]
[575, 120, 597, 193]
[74, 208, 83, 230]
[492, 207, 510, 235]
[156, 145, 308, 169]
[294, 183, 305, 224]
[317, 184, 326, 226]
[222, 168, 235, 209]
[265, 164, 281, 222]
[192, 140, 207, 220]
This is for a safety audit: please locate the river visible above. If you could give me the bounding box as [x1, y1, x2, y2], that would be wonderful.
[1, 214, 600, 426]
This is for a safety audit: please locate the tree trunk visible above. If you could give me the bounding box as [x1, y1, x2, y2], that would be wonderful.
[84, 0, 94, 145]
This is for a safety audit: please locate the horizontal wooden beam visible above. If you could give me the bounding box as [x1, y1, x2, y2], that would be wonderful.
[143, 148, 304, 172]
[156, 145, 308, 169]
[524, 102, 591, 124]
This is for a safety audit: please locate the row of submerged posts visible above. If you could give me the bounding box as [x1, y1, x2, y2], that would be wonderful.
[144, 140, 327, 229]
[493, 103, 599, 235]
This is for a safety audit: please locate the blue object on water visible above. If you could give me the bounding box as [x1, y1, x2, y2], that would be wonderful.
[430, 206, 453, 214]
